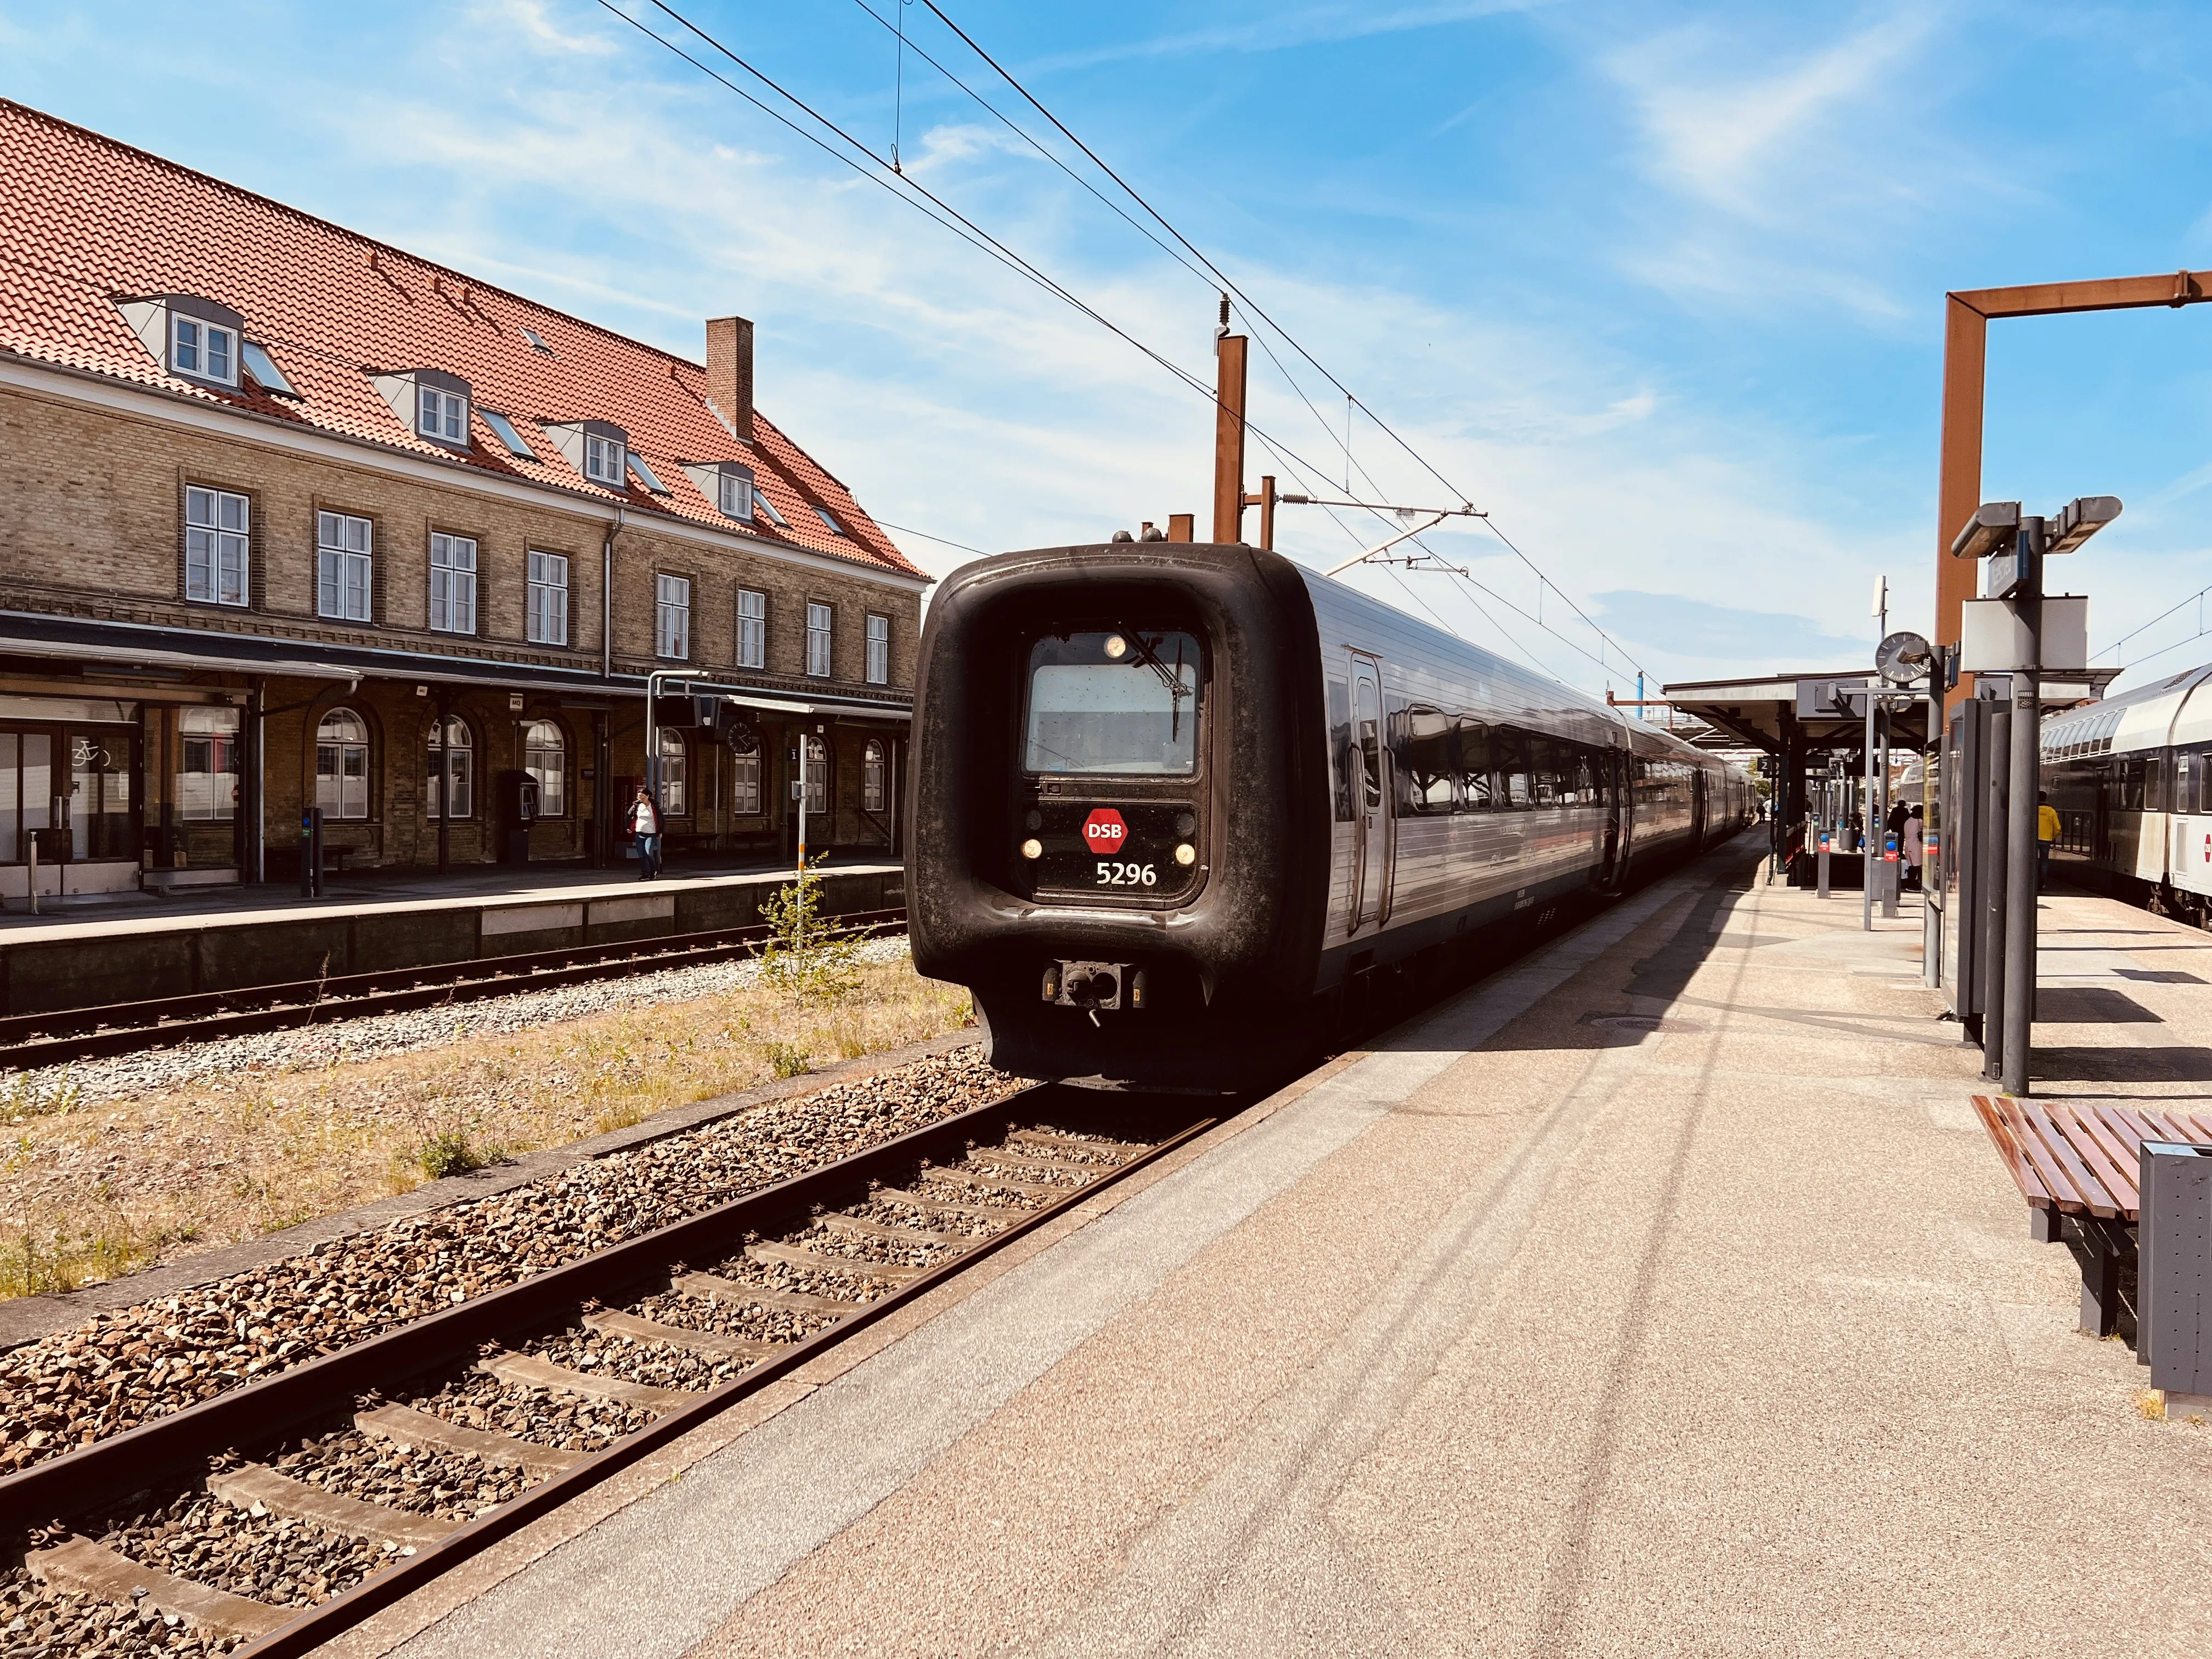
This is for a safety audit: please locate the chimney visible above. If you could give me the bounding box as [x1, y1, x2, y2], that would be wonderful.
[706, 315, 754, 442]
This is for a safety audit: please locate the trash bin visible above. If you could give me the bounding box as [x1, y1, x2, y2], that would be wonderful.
[2140, 1139, 2212, 1392]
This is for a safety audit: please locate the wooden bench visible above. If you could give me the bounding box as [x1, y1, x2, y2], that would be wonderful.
[1972, 1095, 2212, 1340]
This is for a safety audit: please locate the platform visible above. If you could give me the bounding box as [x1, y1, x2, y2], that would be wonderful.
[0, 858, 901, 1016]
[340, 839, 2212, 1657]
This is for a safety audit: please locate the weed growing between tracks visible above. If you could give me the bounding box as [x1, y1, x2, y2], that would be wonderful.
[0, 952, 971, 1300]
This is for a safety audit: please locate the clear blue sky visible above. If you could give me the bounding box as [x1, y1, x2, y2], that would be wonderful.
[7, 0, 2212, 698]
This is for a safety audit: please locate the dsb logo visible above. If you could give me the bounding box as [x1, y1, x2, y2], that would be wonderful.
[1082, 809, 1127, 851]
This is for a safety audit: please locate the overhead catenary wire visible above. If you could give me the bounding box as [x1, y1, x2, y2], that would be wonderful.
[610, 0, 1634, 695]
[915, 0, 1648, 684]
[602, 1, 1443, 574]
[2095, 575, 2212, 666]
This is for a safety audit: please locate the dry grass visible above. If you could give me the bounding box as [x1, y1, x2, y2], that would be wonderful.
[0, 958, 973, 1301]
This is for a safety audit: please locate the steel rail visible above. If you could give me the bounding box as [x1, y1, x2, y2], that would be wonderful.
[0, 907, 905, 1068]
[1, 1088, 1213, 1568]
[232, 1102, 1214, 1657]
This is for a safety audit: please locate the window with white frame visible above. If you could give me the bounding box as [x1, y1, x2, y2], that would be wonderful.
[417, 385, 468, 444]
[657, 728, 687, 816]
[427, 714, 473, 819]
[527, 551, 569, 646]
[862, 738, 887, 814]
[736, 588, 766, 669]
[317, 511, 373, 621]
[806, 601, 833, 678]
[315, 707, 370, 821]
[184, 486, 249, 607]
[866, 613, 889, 685]
[732, 747, 761, 814]
[429, 533, 477, 634]
[802, 733, 828, 814]
[584, 432, 625, 486]
[718, 470, 753, 520]
[523, 719, 566, 816]
[657, 574, 691, 659]
[178, 705, 241, 821]
[172, 314, 236, 385]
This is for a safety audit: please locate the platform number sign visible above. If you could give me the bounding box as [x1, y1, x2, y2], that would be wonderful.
[1083, 808, 1155, 887]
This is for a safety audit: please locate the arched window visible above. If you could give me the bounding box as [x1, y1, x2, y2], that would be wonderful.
[181, 704, 243, 822]
[802, 734, 828, 815]
[862, 738, 887, 814]
[657, 729, 687, 817]
[522, 720, 566, 816]
[427, 714, 472, 819]
[314, 707, 369, 820]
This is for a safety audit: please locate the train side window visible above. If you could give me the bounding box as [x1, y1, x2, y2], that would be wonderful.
[1572, 747, 1595, 806]
[1397, 707, 1456, 815]
[2147, 753, 2169, 814]
[1327, 678, 1353, 822]
[1527, 735, 1560, 807]
[1496, 727, 1533, 808]
[1456, 718, 1494, 809]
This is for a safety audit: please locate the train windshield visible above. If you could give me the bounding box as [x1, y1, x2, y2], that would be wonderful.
[1024, 629, 1201, 775]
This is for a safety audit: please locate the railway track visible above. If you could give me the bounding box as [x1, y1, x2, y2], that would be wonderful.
[0, 907, 906, 1073]
[1, 1081, 1215, 1657]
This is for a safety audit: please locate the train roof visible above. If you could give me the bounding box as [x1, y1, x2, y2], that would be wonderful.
[1289, 559, 1734, 770]
[2041, 662, 2212, 759]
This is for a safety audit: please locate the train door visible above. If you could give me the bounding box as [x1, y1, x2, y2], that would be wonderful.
[1350, 656, 1391, 931]
[1595, 746, 1624, 889]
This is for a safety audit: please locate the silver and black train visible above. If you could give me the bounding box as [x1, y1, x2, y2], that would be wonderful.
[907, 541, 1755, 1088]
[2042, 662, 2212, 924]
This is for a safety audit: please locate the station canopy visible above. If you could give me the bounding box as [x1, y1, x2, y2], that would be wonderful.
[1663, 667, 2120, 757]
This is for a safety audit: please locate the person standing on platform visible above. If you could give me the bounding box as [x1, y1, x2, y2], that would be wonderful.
[629, 785, 663, 881]
[2038, 791, 2060, 889]
[1903, 806, 1925, 891]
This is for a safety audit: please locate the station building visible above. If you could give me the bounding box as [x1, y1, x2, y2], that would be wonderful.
[0, 99, 927, 896]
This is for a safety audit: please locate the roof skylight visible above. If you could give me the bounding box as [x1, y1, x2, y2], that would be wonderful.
[814, 506, 842, 535]
[628, 452, 670, 494]
[481, 409, 536, 459]
[240, 341, 298, 398]
[755, 493, 788, 528]
[520, 326, 551, 354]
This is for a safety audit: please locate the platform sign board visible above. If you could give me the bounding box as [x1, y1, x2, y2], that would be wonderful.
[1795, 676, 1867, 720]
[1959, 595, 2087, 675]
[2141, 1140, 2212, 1393]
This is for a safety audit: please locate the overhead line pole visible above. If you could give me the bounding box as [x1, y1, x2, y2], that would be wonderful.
[1937, 267, 2212, 715]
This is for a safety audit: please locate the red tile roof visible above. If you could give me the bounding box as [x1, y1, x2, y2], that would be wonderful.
[0, 99, 924, 580]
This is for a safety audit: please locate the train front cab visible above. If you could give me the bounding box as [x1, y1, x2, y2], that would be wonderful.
[907, 543, 1332, 1090]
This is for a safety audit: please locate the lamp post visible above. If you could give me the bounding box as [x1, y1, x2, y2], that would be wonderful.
[643, 667, 707, 845]
[1950, 494, 2120, 1094]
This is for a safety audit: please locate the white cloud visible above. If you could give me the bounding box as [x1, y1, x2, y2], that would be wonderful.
[1025, 0, 1551, 72]
[475, 0, 617, 56]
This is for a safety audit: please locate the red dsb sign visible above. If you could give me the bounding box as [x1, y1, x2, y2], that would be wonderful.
[1082, 808, 1128, 851]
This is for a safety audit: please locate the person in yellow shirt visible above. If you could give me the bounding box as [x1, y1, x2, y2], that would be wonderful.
[2037, 791, 2060, 889]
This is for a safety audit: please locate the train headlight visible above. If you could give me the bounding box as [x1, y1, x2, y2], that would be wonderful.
[1174, 842, 1196, 866]
[1103, 634, 1128, 660]
[1021, 838, 1043, 860]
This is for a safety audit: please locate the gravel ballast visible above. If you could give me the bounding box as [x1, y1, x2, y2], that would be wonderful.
[16, 938, 913, 1107]
[0, 1046, 1024, 1475]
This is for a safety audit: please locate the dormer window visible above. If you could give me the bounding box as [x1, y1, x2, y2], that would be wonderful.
[370, 368, 473, 451]
[542, 420, 634, 490]
[116, 295, 249, 390]
[174, 315, 235, 384]
[679, 460, 755, 522]
[585, 433, 624, 486]
[418, 385, 468, 444]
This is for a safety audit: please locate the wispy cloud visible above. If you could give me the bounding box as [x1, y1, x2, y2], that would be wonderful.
[1025, 0, 1548, 73]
